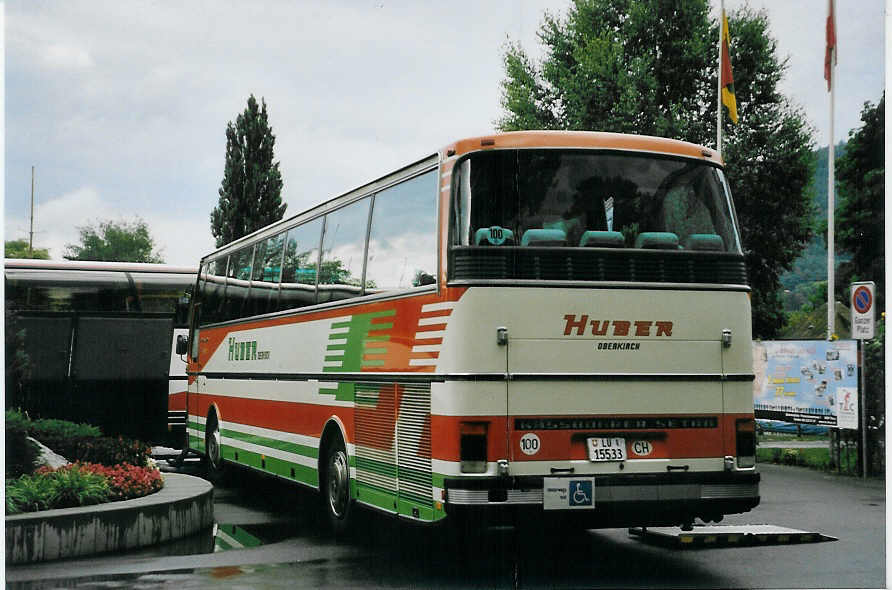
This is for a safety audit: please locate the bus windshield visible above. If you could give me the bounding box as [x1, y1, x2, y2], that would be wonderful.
[453, 149, 742, 254]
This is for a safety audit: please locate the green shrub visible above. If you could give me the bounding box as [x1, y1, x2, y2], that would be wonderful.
[5, 411, 150, 469]
[40, 435, 151, 467]
[5, 411, 40, 478]
[6, 466, 110, 515]
[6, 474, 55, 514]
[47, 466, 111, 509]
[29, 418, 101, 440]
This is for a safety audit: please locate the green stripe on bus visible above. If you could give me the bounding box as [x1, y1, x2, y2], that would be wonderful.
[188, 420, 317, 460]
[331, 321, 352, 329]
[355, 456, 397, 478]
[221, 428, 318, 459]
[362, 347, 388, 355]
[355, 454, 433, 489]
[355, 481, 437, 521]
[221, 445, 318, 487]
[397, 488, 434, 508]
[326, 343, 349, 350]
[397, 498, 437, 520]
[189, 435, 204, 451]
[355, 482, 398, 513]
[360, 360, 386, 367]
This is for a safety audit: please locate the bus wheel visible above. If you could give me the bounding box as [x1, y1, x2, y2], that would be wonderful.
[322, 435, 352, 534]
[204, 413, 228, 483]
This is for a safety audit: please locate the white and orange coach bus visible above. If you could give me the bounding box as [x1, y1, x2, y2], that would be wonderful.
[182, 130, 759, 531]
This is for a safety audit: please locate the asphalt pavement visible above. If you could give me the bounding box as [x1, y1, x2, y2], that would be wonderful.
[7, 461, 886, 589]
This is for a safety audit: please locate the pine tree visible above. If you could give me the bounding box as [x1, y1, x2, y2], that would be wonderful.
[211, 95, 286, 248]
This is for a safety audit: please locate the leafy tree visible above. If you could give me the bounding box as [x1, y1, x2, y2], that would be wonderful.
[864, 318, 884, 474]
[5, 239, 50, 259]
[498, 0, 815, 338]
[835, 94, 884, 311]
[63, 218, 164, 263]
[211, 95, 286, 248]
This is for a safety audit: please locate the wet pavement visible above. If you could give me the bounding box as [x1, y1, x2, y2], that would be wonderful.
[7, 461, 886, 589]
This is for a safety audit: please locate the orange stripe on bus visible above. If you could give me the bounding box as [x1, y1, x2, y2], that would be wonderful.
[189, 394, 355, 442]
[430, 413, 753, 462]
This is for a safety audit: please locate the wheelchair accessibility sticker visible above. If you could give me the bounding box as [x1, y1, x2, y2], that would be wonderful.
[543, 477, 595, 510]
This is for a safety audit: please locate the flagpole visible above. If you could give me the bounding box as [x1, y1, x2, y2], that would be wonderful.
[827, 0, 836, 340]
[717, 0, 723, 158]
[827, 82, 835, 339]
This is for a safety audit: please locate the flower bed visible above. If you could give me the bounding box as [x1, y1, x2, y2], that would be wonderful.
[5, 411, 163, 515]
[6, 462, 164, 515]
[48, 463, 164, 501]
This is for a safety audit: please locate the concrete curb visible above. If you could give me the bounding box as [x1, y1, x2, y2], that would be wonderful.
[6, 472, 214, 565]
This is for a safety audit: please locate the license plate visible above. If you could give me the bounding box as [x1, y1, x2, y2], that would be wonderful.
[587, 437, 627, 462]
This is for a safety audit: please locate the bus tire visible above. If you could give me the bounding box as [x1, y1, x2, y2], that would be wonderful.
[204, 412, 228, 484]
[321, 434, 352, 535]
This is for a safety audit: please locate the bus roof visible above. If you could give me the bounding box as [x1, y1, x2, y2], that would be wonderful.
[441, 130, 722, 166]
[4, 259, 197, 275]
[199, 130, 722, 263]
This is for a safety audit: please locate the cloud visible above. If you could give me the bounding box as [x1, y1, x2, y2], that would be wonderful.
[42, 43, 94, 69]
[5, 187, 103, 258]
[4, 0, 883, 271]
[141, 213, 215, 268]
[3, 186, 211, 266]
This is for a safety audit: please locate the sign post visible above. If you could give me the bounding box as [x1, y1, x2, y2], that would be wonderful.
[850, 281, 875, 479]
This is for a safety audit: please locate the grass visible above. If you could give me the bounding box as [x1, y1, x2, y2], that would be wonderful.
[756, 446, 859, 473]
[757, 433, 829, 443]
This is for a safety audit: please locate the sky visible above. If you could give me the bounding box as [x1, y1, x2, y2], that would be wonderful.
[4, 0, 886, 266]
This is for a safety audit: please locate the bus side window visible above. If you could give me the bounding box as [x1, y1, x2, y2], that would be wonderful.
[280, 217, 322, 311]
[200, 257, 227, 326]
[246, 233, 285, 317]
[224, 246, 254, 321]
[318, 198, 370, 304]
[366, 170, 437, 291]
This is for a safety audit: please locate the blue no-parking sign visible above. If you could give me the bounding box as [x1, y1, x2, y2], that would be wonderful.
[851, 282, 876, 340]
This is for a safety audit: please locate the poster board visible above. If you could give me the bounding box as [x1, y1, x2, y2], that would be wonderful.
[753, 340, 858, 427]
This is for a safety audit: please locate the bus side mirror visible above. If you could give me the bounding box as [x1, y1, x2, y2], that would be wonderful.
[176, 334, 189, 355]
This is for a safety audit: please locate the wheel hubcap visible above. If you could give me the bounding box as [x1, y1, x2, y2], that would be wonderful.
[328, 450, 348, 519]
[208, 426, 221, 468]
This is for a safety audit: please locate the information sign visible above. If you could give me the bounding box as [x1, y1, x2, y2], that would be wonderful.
[753, 340, 857, 426]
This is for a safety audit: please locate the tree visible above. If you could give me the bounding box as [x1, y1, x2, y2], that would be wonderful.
[498, 0, 815, 338]
[835, 94, 884, 311]
[211, 95, 286, 248]
[5, 239, 50, 259]
[63, 218, 164, 263]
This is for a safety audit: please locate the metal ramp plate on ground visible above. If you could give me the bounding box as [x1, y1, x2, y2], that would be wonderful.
[628, 524, 838, 548]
